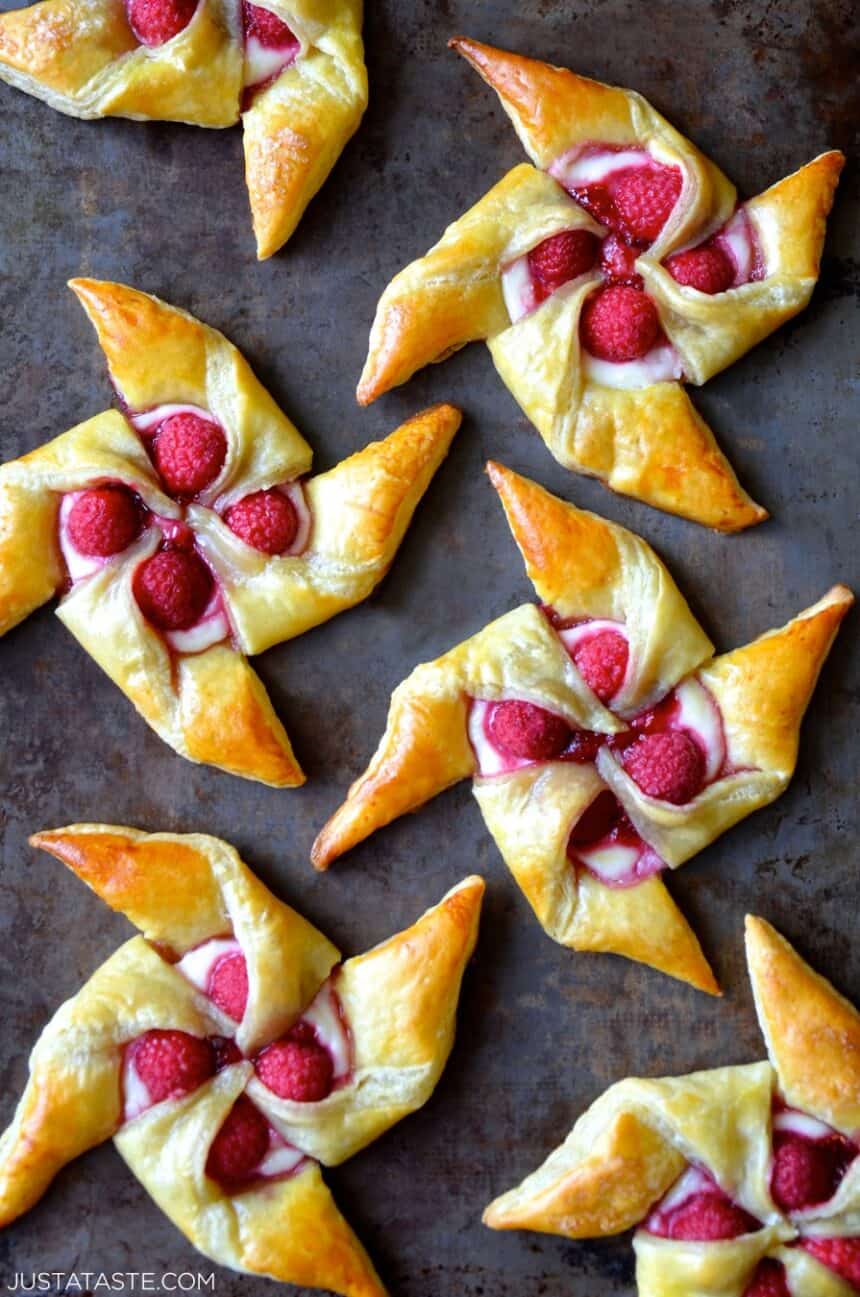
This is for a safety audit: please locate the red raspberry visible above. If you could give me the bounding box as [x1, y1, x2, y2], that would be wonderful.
[572, 629, 629, 703]
[66, 485, 142, 558]
[560, 729, 604, 764]
[580, 284, 662, 362]
[207, 950, 249, 1023]
[125, 0, 197, 45]
[487, 700, 572, 761]
[242, 0, 296, 46]
[600, 233, 643, 286]
[803, 1238, 860, 1286]
[205, 1095, 270, 1186]
[568, 790, 626, 847]
[527, 230, 599, 294]
[743, 1260, 790, 1297]
[659, 1191, 759, 1241]
[133, 547, 213, 631]
[623, 730, 706, 804]
[153, 413, 227, 499]
[771, 1134, 854, 1211]
[611, 164, 682, 244]
[254, 1026, 334, 1102]
[127, 1029, 214, 1104]
[225, 489, 299, 555]
[666, 243, 734, 294]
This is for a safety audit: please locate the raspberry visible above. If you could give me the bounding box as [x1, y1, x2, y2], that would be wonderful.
[572, 629, 629, 703]
[600, 234, 644, 286]
[623, 730, 706, 804]
[771, 1134, 854, 1211]
[205, 1095, 269, 1187]
[207, 950, 249, 1023]
[225, 489, 299, 555]
[527, 230, 599, 294]
[153, 413, 227, 499]
[658, 1191, 759, 1241]
[666, 243, 734, 294]
[127, 1029, 214, 1104]
[125, 0, 197, 45]
[66, 485, 142, 558]
[803, 1238, 860, 1286]
[242, 0, 296, 47]
[560, 729, 604, 764]
[743, 1260, 790, 1297]
[254, 1025, 334, 1102]
[487, 700, 572, 761]
[580, 284, 662, 363]
[133, 547, 213, 631]
[568, 790, 626, 847]
[611, 165, 682, 244]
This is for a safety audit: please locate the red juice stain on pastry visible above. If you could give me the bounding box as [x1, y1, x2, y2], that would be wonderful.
[666, 243, 735, 294]
[771, 1129, 856, 1211]
[152, 413, 227, 499]
[254, 1022, 334, 1102]
[802, 1238, 860, 1286]
[580, 284, 662, 362]
[66, 485, 142, 557]
[623, 730, 706, 804]
[225, 489, 298, 554]
[205, 1095, 270, 1186]
[207, 949, 249, 1023]
[127, 1029, 215, 1103]
[527, 230, 599, 294]
[611, 165, 683, 243]
[125, 0, 197, 46]
[599, 233, 643, 286]
[487, 700, 572, 760]
[242, 0, 296, 46]
[743, 1260, 790, 1297]
[571, 629, 628, 703]
[133, 548, 214, 631]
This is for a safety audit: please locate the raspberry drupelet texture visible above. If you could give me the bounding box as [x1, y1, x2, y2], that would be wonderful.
[207, 949, 249, 1023]
[580, 284, 662, 362]
[254, 1022, 334, 1102]
[133, 547, 213, 632]
[225, 488, 299, 555]
[67, 485, 142, 557]
[125, 0, 197, 47]
[127, 1029, 215, 1104]
[771, 1132, 855, 1212]
[611, 165, 683, 243]
[655, 1190, 760, 1241]
[242, 0, 296, 46]
[599, 233, 643, 286]
[153, 413, 227, 499]
[623, 730, 706, 804]
[666, 244, 735, 295]
[571, 629, 629, 703]
[205, 1095, 270, 1186]
[803, 1238, 860, 1285]
[487, 700, 572, 761]
[743, 1260, 790, 1297]
[528, 230, 599, 295]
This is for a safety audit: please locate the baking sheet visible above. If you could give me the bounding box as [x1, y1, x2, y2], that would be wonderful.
[0, 0, 858, 1292]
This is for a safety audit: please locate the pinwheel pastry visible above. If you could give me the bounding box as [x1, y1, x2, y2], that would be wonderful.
[359, 38, 843, 532]
[1, 824, 484, 1295]
[0, 279, 460, 786]
[312, 463, 852, 994]
[485, 916, 860, 1297]
[0, 0, 366, 258]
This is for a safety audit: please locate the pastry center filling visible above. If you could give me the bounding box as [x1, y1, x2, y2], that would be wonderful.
[742, 1259, 790, 1297]
[124, 0, 198, 46]
[122, 1028, 239, 1120]
[550, 145, 682, 244]
[644, 1165, 761, 1241]
[610, 675, 727, 803]
[802, 1237, 860, 1286]
[205, 1095, 305, 1190]
[770, 1106, 858, 1212]
[566, 789, 663, 888]
[242, 1, 300, 91]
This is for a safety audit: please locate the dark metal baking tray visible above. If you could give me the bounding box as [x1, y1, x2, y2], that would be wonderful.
[0, 0, 857, 1292]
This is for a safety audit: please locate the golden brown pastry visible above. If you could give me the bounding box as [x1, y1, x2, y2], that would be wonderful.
[1, 823, 484, 1294]
[484, 916, 860, 1297]
[0, 0, 366, 257]
[358, 38, 843, 532]
[312, 462, 852, 993]
[0, 279, 461, 786]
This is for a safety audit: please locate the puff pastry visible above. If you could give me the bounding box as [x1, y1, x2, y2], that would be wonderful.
[358, 37, 843, 531]
[485, 916, 860, 1297]
[0, 278, 461, 786]
[312, 462, 852, 993]
[0, 0, 367, 257]
[1, 823, 484, 1295]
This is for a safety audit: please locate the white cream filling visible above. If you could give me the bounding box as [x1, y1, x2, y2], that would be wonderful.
[717, 208, 756, 285]
[243, 34, 298, 88]
[122, 1051, 153, 1121]
[259, 1142, 305, 1177]
[655, 1165, 714, 1216]
[280, 481, 312, 556]
[59, 490, 142, 582]
[177, 937, 241, 993]
[575, 840, 642, 883]
[582, 341, 683, 389]
[467, 700, 534, 776]
[165, 586, 230, 655]
[550, 147, 650, 191]
[501, 255, 538, 324]
[773, 1109, 837, 1142]
[131, 402, 214, 435]
[673, 677, 725, 782]
[302, 979, 351, 1081]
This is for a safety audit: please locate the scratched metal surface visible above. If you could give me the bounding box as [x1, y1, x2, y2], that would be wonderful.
[0, 0, 857, 1293]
